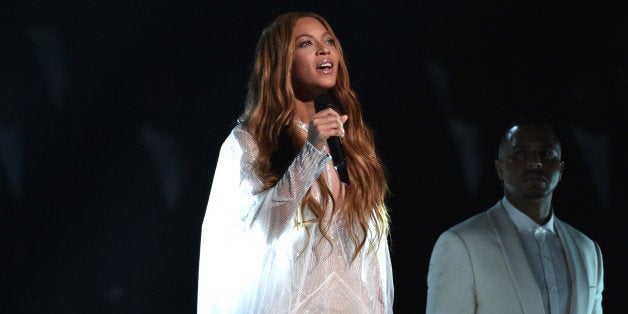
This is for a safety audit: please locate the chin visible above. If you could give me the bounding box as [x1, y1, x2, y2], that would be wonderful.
[319, 77, 337, 88]
[320, 83, 336, 92]
[522, 190, 549, 199]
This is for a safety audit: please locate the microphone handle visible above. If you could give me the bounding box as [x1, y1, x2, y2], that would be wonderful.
[327, 136, 350, 185]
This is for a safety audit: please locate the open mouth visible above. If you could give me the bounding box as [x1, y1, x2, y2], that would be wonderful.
[317, 60, 334, 72]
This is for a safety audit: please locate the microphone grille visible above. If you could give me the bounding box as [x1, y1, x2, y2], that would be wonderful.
[314, 93, 334, 112]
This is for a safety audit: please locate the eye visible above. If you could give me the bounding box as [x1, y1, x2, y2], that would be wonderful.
[325, 38, 336, 46]
[509, 148, 526, 161]
[541, 150, 556, 159]
[298, 40, 313, 48]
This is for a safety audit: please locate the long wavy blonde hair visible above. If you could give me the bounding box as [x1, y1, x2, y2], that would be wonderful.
[239, 12, 389, 258]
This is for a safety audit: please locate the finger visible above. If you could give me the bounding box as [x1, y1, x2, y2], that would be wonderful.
[340, 115, 348, 124]
[316, 107, 340, 118]
[312, 114, 338, 128]
[322, 119, 344, 138]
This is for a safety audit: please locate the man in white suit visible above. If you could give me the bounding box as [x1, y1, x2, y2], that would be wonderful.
[426, 120, 604, 313]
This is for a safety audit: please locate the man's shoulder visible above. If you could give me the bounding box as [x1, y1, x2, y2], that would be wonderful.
[448, 211, 490, 232]
[555, 217, 599, 247]
[432, 206, 502, 255]
[449, 203, 499, 231]
[554, 217, 604, 270]
[444, 203, 502, 238]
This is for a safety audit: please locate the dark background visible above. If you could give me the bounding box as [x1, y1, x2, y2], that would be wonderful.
[2, 0, 626, 313]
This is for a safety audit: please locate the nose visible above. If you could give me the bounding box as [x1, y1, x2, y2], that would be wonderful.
[527, 161, 542, 169]
[316, 42, 330, 55]
[526, 154, 542, 169]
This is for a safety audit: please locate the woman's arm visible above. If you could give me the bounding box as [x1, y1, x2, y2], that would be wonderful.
[198, 125, 330, 312]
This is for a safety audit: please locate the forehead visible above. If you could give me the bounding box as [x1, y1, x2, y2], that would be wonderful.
[506, 125, 559, 148]
[293, 17, 328, 37]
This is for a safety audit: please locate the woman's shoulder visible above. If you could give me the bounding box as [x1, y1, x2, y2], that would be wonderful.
[223, 122, 258, 158]
[230, 123, 254, 142]
[228, 122, 247, 137]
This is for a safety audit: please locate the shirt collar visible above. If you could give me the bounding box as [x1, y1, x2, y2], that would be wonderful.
[501, 196, 556, 234]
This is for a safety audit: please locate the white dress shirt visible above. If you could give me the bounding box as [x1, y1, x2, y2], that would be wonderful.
[502, 197, 571, 314]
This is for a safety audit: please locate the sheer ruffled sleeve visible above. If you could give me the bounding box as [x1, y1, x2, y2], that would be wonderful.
[197, 124, 330, 313]
[377, 230, 395, 314]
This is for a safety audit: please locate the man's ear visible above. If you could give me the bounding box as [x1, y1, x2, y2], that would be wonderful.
[558, 161, 565, 180]
[495, 159, 503, 180]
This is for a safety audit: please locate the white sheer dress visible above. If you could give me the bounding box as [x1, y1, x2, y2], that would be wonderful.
[197, 124, 394, 313]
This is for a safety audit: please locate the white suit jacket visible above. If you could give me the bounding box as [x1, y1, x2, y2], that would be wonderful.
[426, 201, 604, 314]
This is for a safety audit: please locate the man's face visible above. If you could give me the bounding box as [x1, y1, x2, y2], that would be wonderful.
[495, 125, 564, 201]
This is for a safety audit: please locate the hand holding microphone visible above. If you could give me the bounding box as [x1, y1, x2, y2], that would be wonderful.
[308, 94, 350, 185]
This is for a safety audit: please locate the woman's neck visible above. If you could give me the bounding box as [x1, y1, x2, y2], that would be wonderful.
[294, 99, 316, 123]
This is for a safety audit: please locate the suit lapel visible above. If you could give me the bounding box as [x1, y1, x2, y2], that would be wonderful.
[554, 218, 589, 314]
[487, 203, 545, 314]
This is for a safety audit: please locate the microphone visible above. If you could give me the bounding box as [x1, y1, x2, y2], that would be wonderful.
[314, 93, 350, 185]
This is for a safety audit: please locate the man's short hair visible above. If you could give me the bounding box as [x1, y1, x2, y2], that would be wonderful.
[497, 116, 562, 160]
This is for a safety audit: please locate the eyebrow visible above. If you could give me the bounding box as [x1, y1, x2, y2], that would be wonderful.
[512, 144, 556, 150]
[294, 32, 332, 40]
